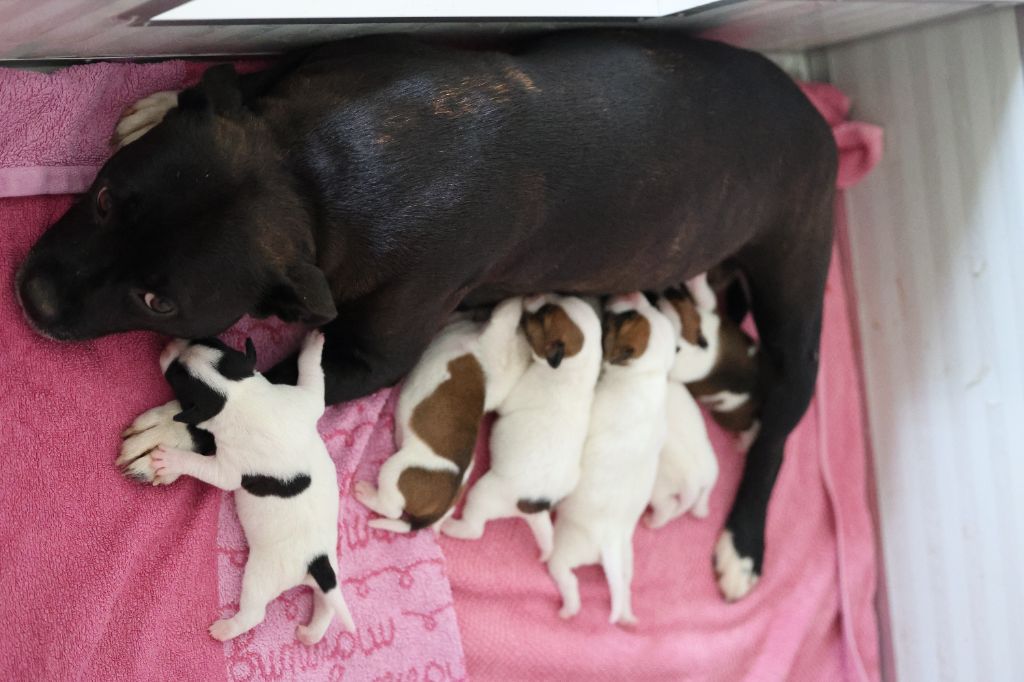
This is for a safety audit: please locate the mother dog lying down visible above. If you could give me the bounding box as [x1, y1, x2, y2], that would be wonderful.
[14, 30, 837, 598]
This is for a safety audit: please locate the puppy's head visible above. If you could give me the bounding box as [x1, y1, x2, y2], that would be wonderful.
[160, 336, 258, 426]
[658, 281, 721, 383]
[520, 295, 585, 369]
[602, 292, 654, 367]
[16, 64, 337, 342]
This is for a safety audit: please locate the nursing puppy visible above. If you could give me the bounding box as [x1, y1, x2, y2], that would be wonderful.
[645, 275, 722, 528]
[441, 294, 602, 560]
[661, 273, 765, 445]
[152, 332, 355, 644]
[354, 298, 531, 532]
[547, 293, 675, 624]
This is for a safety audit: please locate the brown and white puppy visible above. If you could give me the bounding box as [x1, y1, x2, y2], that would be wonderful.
[660, 274, 766, 444]
[354, 298, 530, 532]
[441, 294, 602, 560]
[547, 292, 676, 624]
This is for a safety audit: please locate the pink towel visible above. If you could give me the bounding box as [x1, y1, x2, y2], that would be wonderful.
[0, 62, 464, 681]
[440, 81, 884, 681]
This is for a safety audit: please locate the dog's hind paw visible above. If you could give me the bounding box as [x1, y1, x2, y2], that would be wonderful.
[117, 400, 194, 484]
[713, 530, 760, 602]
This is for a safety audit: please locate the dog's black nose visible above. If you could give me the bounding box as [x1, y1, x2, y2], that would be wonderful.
[18, 272, 61, 323]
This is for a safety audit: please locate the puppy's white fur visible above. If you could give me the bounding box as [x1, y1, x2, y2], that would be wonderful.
[646, 274, 721, 528]
[355, 298, 531, 532]
[547, 293, 675, 624]
[441, 294, 602, 561]
[151, 332, 355, 644]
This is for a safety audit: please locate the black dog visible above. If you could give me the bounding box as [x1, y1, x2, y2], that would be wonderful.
[15, 30, 837, 599]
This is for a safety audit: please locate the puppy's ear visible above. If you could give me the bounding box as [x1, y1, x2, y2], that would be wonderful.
[244, 337, 257, 367]
[173, 402, 220, 426]
[179, 63, 244, 117]
[261, 263, 337, 325]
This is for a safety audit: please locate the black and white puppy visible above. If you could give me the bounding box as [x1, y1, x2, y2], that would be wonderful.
[153, 332, 355, 644]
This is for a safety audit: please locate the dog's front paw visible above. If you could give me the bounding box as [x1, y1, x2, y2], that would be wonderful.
[713, 530, 760, 601]
[117, 401, 193, 484]
[112, 90, 179, 148]
[209, 618, 242, 642]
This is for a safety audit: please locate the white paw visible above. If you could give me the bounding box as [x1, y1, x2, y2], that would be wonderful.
[117, 401, 193, 484]
[613, 610, 637, 627]
[209, 618, 241, 642]
[302, 330, 325, 355]
[558, 601, 580, 620]
[295, 624, 325, 646]
[439, 519, 475, 540]
[353, 480, 377, 507]
[714, 531, 760, 601]
[112, 90, 179, 148]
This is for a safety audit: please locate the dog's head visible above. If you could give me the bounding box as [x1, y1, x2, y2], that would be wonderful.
[520, 294, 596, 369]
[602, 291, 674, 371]
[15, 65, 337, 341]
[657, 275, 721, 383]
[160, 336, 258, 426]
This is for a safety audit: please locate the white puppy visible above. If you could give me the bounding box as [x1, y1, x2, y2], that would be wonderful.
[441, 294, 602, 561]
[547, 292, 675, 624]
[354, 298, 531, 532]
[645, 274, 722, 528]
[150, 332, 355, 645]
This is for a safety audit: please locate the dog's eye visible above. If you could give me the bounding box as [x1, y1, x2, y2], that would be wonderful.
[142, 292, 176, 315]
[95, 186, 112, 220]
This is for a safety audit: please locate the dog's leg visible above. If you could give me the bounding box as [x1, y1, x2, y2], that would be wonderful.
[210, 554, 282, 641]
[716, 202, 833, 601]
[296, 330, 326, 404]
[440, 473, 512, 541]
[601, 538, 630, 625]
[296, 588, 334, 646]
[620, 533, 637, 625]
[112, 91, 179, 148]
[151, 445, 241, 490]
[521, 511, 554, 561]
[118, 401, 214, 483]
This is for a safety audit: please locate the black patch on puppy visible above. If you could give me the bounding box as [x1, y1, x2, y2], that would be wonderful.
[188, 425, 217, 456]
[240, 473, 312, 497]
[307, 554, 338, 592]
[164, 357, 227, 426]
[192, 337, 257, 381]
[516, 498, 551, 514]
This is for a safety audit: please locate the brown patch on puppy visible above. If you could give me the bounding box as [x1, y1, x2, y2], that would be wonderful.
[602, 310, 651, 366]
[504, 66, 539, 92]
[686, 322, 766, 433]
[516, 498, 551, 514]
[397, 468, 463, 530]
[410, 354, 486, 472]
[521, 303, 584, 368]
[665, 287, 705, 348]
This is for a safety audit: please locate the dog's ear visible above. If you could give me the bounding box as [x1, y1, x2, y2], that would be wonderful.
[179, 63, 244, 117]
[261, 262, 337, 325]
[244, 337, 257, 367]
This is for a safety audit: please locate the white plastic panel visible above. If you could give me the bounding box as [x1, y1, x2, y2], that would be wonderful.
[828, 8, 1024, 681]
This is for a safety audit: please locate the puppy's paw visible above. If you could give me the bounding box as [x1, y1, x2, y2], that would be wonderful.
[614, 610, 638, 628]
[151, 445, 187, 485]
[558, 602, 580, 620]
[117, 401, 193, 484]
[295, 624, 325, 646]
[209, 618, 241, 642]
[302, 330, 326, 354]
[353, 480, 377, 506]
[112, 90, 179, 148]
[713, 530, 760, 602]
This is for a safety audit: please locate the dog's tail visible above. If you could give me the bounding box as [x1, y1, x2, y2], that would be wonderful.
[307, 555, 355, 632]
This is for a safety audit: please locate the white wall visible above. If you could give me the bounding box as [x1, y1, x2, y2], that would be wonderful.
[828, 8, 1024, 681]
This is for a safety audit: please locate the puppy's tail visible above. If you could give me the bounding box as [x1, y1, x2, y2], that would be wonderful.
[308, 555, 355, 632]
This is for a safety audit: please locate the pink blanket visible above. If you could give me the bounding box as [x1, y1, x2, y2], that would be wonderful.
[0, 63, 464, 681]
[0, 58, 882, 682]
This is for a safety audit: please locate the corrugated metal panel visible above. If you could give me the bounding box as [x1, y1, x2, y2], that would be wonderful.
[0, 0, 998, 59]
[828, 8, 1024, 681]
